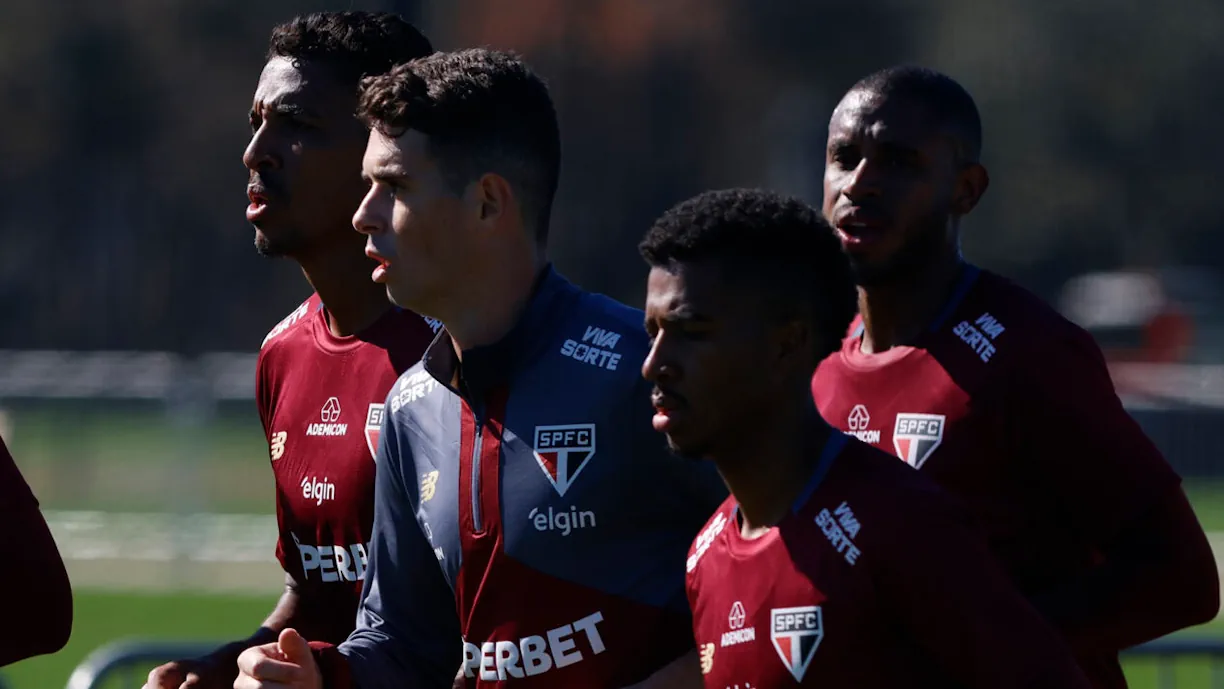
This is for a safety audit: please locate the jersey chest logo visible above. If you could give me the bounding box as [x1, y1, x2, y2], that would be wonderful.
[892, 413, 946, 469]
[770, 606, 824, 682]
[365, 403, 385, 462]
[532, 424, 596, 496]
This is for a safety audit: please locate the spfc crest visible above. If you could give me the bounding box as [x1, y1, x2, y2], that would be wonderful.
[365, 403, 385, 462]
[892, 413, 945, 469]
[533, 424, 596, 496]
[770, 606, 823, 682]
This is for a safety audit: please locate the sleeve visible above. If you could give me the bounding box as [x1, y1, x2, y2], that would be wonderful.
[257, 348, 293, 577]
[322, 408, 461, 689]
[0, 437, 73, 667]
[879, 488, 1091, 689]
[1011, 328, 1182, 548]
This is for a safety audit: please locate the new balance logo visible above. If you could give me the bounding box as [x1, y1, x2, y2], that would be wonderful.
[533, 424, 596, 497]
[269, 431, 287, 461]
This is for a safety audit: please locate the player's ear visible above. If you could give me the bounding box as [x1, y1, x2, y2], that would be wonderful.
[952, 163, 989, 216]
[473, 172, 513, 226]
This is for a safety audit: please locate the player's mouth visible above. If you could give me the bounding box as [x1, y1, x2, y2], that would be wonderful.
[834, 209, 890, 249]
[246, 184, 272, 223]
[365, 244, 392, 283]
[651, 389, 686, 433]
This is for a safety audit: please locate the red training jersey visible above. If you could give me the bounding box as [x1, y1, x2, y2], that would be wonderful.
[256, 294, 437, 644]
[812, 266, 1184, 687]
[687, 434, 1090, 689]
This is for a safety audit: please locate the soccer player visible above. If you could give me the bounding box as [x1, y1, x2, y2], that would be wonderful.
[144, 13, 436, 689]
[642, 188, 1092, 688]
[233, 48, 727, 689]
[811, 66, 1219, 687]
[0, 435, 72, 666]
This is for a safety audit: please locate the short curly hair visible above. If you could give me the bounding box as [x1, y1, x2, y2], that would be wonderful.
[357, 48, 561, 244]
[640, 188, 858, 362]
[267, 11, 433, 86]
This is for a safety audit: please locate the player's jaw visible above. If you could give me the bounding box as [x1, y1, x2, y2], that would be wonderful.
[651, 386, 709, 458]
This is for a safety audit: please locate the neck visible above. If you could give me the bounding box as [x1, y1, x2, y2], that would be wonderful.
[440, 241, 547, 358]
[296, 239, 392, 338]
[713, 394, 833, 536]
[859, 250, 965, 353]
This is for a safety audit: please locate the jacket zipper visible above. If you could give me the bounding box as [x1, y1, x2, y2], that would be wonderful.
[470, 417, 484, 532]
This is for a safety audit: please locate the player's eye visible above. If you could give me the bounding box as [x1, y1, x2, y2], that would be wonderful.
[830, 145, 860, 169]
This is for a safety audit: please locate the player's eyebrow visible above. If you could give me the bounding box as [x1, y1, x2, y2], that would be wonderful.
[362, 165, 410, 185]
[662, 308, 711, 325]
[251, 100, 319, 120]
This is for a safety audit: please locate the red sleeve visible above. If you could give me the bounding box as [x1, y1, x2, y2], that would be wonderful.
[255, 346, 274, 439]
[310, 641, 355, 689]
[881, 489, 1091, 689]
[0, 438, 73, 667]
[1012, 329, 1182, 546]
[1008, 328, 1219, 651]
[256, 349, 292, 578]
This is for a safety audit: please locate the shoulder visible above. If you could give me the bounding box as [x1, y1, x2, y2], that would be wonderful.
[549, 287, 649, 384]
[385, 361, 446, 419]
[930, 268, 1095, 373]
[819, 439, 967, 530]
[686, 496, 736, 576]
[259, 293, 322, 354]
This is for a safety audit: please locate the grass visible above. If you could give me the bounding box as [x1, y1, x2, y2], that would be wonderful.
[0, 590, 1219, 689]
[5, 404, 1224, 688]
[0, 590, 278, 689]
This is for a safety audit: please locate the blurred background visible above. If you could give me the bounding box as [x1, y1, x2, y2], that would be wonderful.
[3, 0, 1224, 687]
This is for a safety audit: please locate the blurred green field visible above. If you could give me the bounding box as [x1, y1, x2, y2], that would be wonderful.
[5, 403, 1224, 688]
[0, 591, 278, 689]
[0, 590, 1219, 689]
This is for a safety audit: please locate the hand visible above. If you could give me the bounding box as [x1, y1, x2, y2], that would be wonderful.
[234, 628, 321, 689]
[144, 650, 239, 689]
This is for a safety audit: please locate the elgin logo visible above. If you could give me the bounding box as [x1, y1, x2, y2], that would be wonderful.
[300, 476, 335, 506]
[462, 611, 606, 681]
[533, 424, 596, 497]
[292, 534, 368, 583]
[771, 606, 824, 683]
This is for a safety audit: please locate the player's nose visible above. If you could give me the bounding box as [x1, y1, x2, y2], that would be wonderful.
[841, 158, 882, 202]
[242, 125, 280, 172]
[641, 332, 676, 383]
[352, 187, 386, 236]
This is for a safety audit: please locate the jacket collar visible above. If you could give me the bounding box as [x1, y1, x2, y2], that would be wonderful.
[423, 264, 577, 402]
